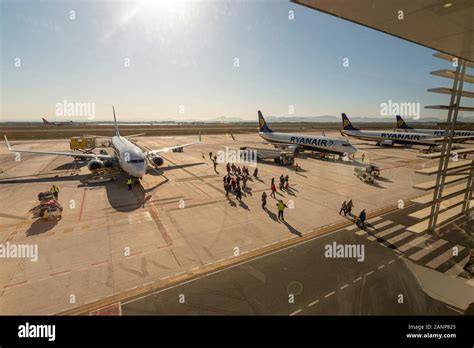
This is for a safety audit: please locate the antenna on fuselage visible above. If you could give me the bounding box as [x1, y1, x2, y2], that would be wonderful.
[112, 106, 120, 137]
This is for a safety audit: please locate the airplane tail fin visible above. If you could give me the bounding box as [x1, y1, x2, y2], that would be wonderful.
[258, 110, 273, 133]
[42, 118, 50, 125]
[341, 113, 359, 131]
[112, 106, 120, 136]
[396, 115, 413, 130]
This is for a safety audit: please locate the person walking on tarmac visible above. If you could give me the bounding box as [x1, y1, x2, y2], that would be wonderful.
[261, 192, 267, 210]
[127, 177, 133, 191]
[253, 167, 258, 178]
[270, 182, 277, 198]
[276, 200, 288, 221]
[357, 209, 366, 228]
[50, 185, 60, 200]
[235, 186, 242, 201]
[339, 201, 347, 215]
[346, 200, 354, 216]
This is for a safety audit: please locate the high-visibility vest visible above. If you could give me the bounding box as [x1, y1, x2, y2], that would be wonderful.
[277, 202, 286, 211]
[127, 179, 132, 185]
[50, 186, 59, 193]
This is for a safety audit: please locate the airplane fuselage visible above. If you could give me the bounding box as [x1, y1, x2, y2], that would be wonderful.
[111, 136, 147, 177]
[342, 129, 436, 146]
[398, 129, 474, 137]
[259, 131, 357, 155]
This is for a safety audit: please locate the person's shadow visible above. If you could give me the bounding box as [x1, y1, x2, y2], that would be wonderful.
[282, 220, 302, 237]
[264, 208, 280, 223]
[239, 200, 250, 210]
[226, 197, 237, 207]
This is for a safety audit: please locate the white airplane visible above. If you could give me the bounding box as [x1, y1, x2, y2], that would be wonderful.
[4, 107, 201, 178]
[396, 115, 474, 137]
[341, 113, 474, 147]
[258, 111, 357, 156]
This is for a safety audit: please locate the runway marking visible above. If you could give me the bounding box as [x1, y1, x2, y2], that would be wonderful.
[426, 245, 464, 269]
[324, 291, 335, 298]
[91, 260, 109, 266]
[355, 230, 366, 236]
[399, 234, 431, 255]
[3, 280, 27, 289]
[365, 270, 374, 276]
[50, 269, 72, 277]
[308, 299, 319, 307]
[353, 277, 362, 283]
[385, 231, 412, 245]
[444, 255, 470, 277]
[340, 284, 349, 290]
[374, 224, 404, 238]
[409, 239, 448, 261]
[78, 188, 87, 222]
[289, 309, 302, 316]
[369, 220, 393, 230]
[388, 259, 395, 264]
[378, 265, 385, 270]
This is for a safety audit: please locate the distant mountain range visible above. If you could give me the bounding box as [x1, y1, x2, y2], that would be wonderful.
[2, 115, 473, 124]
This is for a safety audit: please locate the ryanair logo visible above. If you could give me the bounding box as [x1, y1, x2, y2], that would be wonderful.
[290, 136, 334, 147]
[381, 133, 423, 140]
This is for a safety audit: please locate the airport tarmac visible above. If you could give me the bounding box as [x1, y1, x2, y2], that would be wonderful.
[0, 131, 464, 314]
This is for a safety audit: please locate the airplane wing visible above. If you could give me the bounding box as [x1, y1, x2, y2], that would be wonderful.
[3, 136, 114, 160]
[145, 134, 201, 155]
[125, 133, 146, 139]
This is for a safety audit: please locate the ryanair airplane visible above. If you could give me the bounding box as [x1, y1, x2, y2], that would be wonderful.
[396, 115, 474, 137]
[258, 111, 357, 156]
[341, 113, 474, 147]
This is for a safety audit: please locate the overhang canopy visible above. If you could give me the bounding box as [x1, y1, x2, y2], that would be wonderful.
[293, 0, 474, 63]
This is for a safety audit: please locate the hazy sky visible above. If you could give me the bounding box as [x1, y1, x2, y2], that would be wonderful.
[1, 0, 473, 122]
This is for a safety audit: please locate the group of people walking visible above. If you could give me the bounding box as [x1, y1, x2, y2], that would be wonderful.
[270, 174, 290, 198]
[340, 200, 366, 228]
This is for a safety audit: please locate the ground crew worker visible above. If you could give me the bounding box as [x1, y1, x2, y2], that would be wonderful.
[261, 192, 267, 210]
[253, 167, 258, 178]
[285, 175, 289, 189]
[50, 185, 60, 200]
[127, 177, 132, 191]
[361, 153, 365, 162]
[276, 200, 287, 221]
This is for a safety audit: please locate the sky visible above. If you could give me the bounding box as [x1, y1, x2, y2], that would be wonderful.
[1, 0, 473, 122]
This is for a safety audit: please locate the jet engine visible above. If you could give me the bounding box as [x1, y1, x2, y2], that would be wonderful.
[87, 159, 104, 171]
[149, 154, 164, 166]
